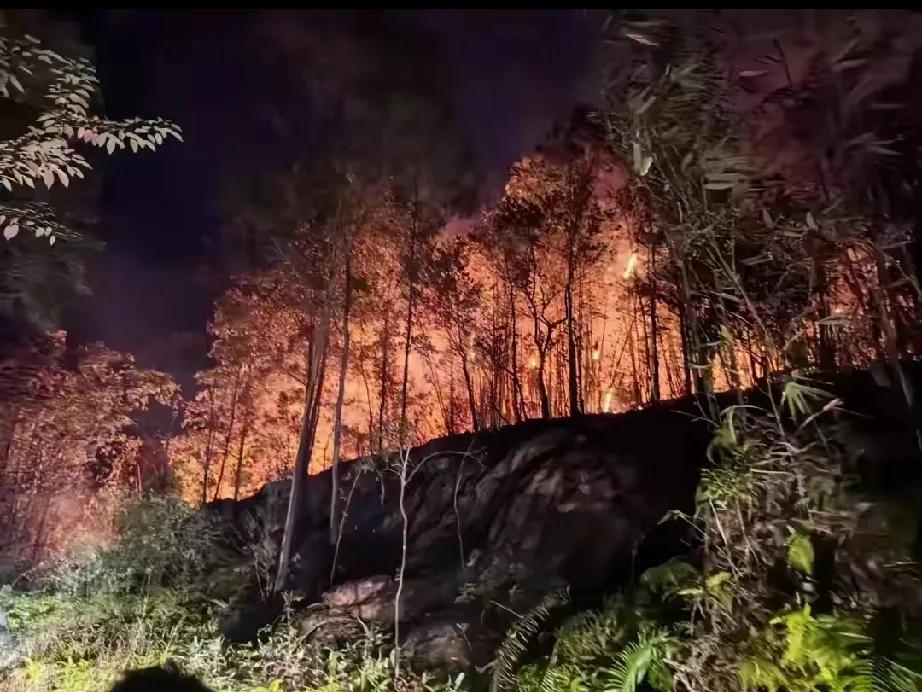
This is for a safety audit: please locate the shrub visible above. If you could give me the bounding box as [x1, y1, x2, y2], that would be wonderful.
[1, 490, 473, 691]
[35, 494, 229, 597]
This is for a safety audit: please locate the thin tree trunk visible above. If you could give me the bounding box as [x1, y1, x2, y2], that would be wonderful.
[678, 310, 692, 397]
[398, 183, 420, 447]
[200, 390, 217, 505]
[399, 280, 415, 448]
[359, 360, 376, 446]
[330, 265, 352, 545]
[448, 362, 458, 433]
[746, 329, 759, 385]
[306, 342, 328, 454]
[395, 184, 421, 679]
[565, 280, 580, 417]
[648, 244, 661, 401]
[377, 313, 390, 454]
[460, 332, 479, 431]
[275, 304, 330, 594]
[424, 354, 450, 433]
[628, 321, 642, 407]
[677, 256, 715, 415]
[536, 352, 551, 418]
[30, 496, 52, 565]
[232, 422, 249, 501]
[489, 281, 499, 427]
[213, 364, 243, 501]
[531, 305, 552, 419]
[274, 365, 314, 594]
[508, 287, 524, 422]
[393, 446, 410, 682]
[636, 288, 652, 403]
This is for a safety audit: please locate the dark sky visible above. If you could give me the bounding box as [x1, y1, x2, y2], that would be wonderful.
[46, 10, 604, 385]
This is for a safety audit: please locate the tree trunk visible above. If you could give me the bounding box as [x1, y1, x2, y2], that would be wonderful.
[398, 186, 420, 448]
[359, 361, 376, 450]
[678, 310, 692, 397]
[274, 366, 313, 594]
[377, 313, 390, 454]
[460, 328, 479, 431]
[200, 390, 217, 505]
[447, 363, 458, 433]
[306, 341, 328, 454]
[565, 281, 580, 417]
[399, 280, 416, 448]
[232, 422, 249, 502]
[329, 264, 352, 545]
[275, 304, 330, 594]
[676, 255, 714, 415]
[530, 302, 552, 419]
[536, 350, 551, 418]
[212, 364, 243, 501]
[508, 287, 525, 422]
[648, 244, 660, 401]
[628, 322, 642, 407]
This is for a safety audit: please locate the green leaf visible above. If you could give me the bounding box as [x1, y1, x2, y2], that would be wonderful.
[602, 629, 676, 692]
[641, 558, 699, 599]
[786, 532, 814, 576]
[781, 379, 832, 419]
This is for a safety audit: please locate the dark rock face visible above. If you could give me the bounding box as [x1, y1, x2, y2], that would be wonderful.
[213, 409, 713, 662]
[210, 363, 922, 670]
[218, 591, 283, 644]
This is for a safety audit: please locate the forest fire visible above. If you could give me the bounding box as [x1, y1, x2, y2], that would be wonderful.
[2, 9, 922, 692]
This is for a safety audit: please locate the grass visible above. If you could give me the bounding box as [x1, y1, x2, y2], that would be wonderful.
[0, 587, 466, 691]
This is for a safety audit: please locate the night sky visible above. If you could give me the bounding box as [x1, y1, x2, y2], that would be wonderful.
[48, 10, 604, 386]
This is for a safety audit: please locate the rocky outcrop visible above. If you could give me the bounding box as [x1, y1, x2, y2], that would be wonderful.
[211, 408, 713, 659]
[208, 364, 922, 670]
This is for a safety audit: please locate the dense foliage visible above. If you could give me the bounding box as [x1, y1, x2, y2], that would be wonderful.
[0, 29, 181, 327]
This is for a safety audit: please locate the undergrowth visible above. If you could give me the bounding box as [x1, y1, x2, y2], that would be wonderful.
[489, 377, 922, 692]
[4, 385, 922, 692]
[5, 379, 922, 692]
[0, 495, 465, 692]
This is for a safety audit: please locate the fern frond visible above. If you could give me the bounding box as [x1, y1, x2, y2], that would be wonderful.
[554, 604, 633, 664]
[600, 628, 677, 692]
[870, 656, 922, 692]
[640, 559, 699, 601]
[739, 655, 789, 692]
[490, 586, 570, 692]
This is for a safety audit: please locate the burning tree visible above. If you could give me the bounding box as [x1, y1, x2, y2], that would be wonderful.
[0, 331, 176, 569]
